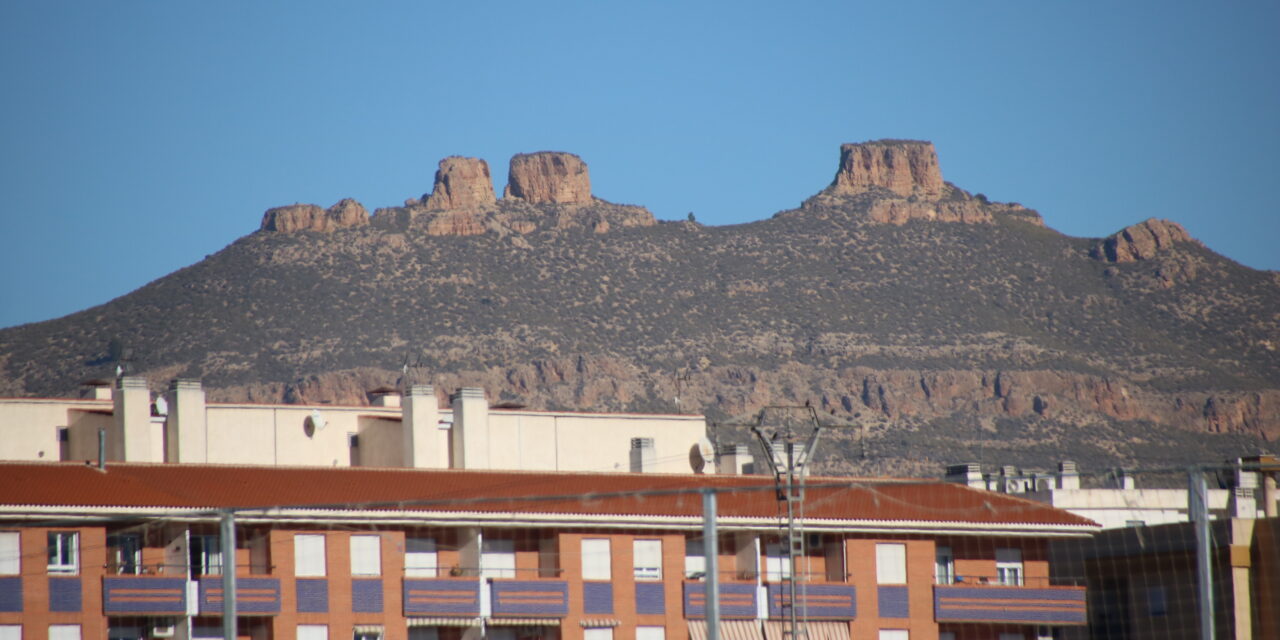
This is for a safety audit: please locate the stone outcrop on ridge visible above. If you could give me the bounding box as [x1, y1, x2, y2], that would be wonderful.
[260, 199, 369, 233]
[503, 151, 592, 204]
[1092, 218, 1197, 263]
[828, 140, 945, 200]
[423, 156, 497, 211]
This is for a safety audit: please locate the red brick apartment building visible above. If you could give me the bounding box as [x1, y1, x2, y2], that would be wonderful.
[0, 462, 1097, 640]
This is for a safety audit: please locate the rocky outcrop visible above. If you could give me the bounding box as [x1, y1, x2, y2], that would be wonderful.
[423, 156, 496, 210]
[504, 152, 592, 204]
[866, 199, 992, 225]
[1092, 218, 1196, 262]
[260, 199, 369, 233]
[827, 140, 945, 200]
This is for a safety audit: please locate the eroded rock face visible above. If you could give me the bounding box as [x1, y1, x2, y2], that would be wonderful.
[503, 152, 592, 204]
[828, 140, 945, 199]
[260, 199, 369, 233]
[866, 199, 992, 225]
[1093, 218, 1196, 262]
[423, 156, 497, 210]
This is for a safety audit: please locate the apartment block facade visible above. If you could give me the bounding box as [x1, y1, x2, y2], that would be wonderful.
[0, 463, 1097, 640]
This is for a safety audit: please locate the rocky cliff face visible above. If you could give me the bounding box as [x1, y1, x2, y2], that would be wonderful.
[260, 199, 369, 233]
[827, 140, 945, 199]
[1092, 218, 1197, 262]
[423, 156, 497, 210]
[503, 152, 592, 204]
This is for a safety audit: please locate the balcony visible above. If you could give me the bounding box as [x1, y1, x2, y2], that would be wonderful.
[683, 581, 757, 619]
[765, 583, 857, 620]
[489, 579, 569, 618]
[103, 576, 189, 615]
[934, 577, 1086, 625]
[403, 578, 481, 617]
[196, 577, 281, 615]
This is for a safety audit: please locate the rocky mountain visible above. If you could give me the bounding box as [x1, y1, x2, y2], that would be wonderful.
[3, 141, 1277, 476]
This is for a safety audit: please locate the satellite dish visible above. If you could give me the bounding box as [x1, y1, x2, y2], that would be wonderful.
[304, 410, 327, 438]
[689, 437, 716, 474]
[153, 396, 168, 416]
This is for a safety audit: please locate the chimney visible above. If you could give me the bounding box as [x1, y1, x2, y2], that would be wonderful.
[80, 379, 113, 400]
[369, 387, 401, 408]
[1056, 461, 1080, 490]
[944, 463, 986, 488]
[718, 444, 755, 475]
[1106, 468, 1136, 490]
[630, 437, 656, 473]
[109, 376, 156, 461]
[1229, 488, 1257, 519]
[450, 388, 489, 469]
[402, 385, 441, 469]
[165, 379, 207, 463]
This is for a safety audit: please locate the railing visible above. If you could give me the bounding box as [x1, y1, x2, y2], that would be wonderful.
[488, 578, 569, 617]
[683, 581, 757, 619]
[403, 577, 481, 616]
[103, 576, 190, 615]
[934, 583, 1087, 625]
[939, 574, 1086, 588]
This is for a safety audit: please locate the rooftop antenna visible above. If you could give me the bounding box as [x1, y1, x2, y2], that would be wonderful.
[750, 403, 824, 640]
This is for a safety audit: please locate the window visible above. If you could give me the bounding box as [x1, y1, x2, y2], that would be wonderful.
[998, 634, 1024, 640]
[876, 543, 906, 585]
[636, 627, 665, 640]
[295, 534, 327, 577]
[934, 546, 954, 585]
[352, 628, 382, 640]
[297, 625, 328, 640]
[49, 627, 80, 640]
[765, 543, 791, 581]
[107, 534, 141, 575]
[480, 538, 515, 579]
[47, 532, 78, 574]
[407, 630, 437, 640]
[189, 535, 221, 576]
[684, 539, 706, 579]
[0, 625, 20, 640]
[938, 633, 955, 640]
[633, 539, 662, 581]
[405, 537, 437, 577]
[0, 532, 18, 575]
[584, 629, 613, 640]
[581, 538, 611, 581]
[996, 548, 1023, 586]
[878, 631, 907, 640]
[350, 535, 381, 576]
[1147, 586, 1167, 616]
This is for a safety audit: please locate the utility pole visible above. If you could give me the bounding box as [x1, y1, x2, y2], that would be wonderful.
[703, 489, 720, 640]
[220, 510, 237, 640]
[1188, 467, 1213, 640]
[751, 405, 823, 640]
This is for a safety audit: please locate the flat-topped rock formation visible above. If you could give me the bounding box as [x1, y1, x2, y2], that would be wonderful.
[423, 156, 497, 210]
[503, 151, 592, 204]
[260, 199, 369, 233]
[827, 140, 945, 200]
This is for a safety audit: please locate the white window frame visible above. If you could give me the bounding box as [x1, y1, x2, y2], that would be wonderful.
[0, 532, 19, 575]
[684, 538, 706, 580]
[633, 539, 662, 581]
[189, 535, 221, 576]
[480, 538, 515, 579]
[581, 538, 611, 581]
[875, 543, 906, 585]
[765, 543, 791, 582]
[108, 534, 142, 575]
[350, 535, 382, 577]
[297, 625, 328, 640]
[47, 532, 78, 574]
[49, 626, 80, 640]
[934, 545, 954, 585]
[404, 537, 438, 578]
[636, 627, 665, 640]
[996, 548, 1024, 586]
[295, 534, 327, 577]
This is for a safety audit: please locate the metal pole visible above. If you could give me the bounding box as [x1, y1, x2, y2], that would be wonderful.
[220, 510, 237, 640]
[703, 489, 720, 640]
[1188, 467, 1214, 640]
[786, 442, 799, 640]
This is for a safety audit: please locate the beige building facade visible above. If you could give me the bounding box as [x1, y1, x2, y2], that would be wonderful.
[0, 377, 717, 475]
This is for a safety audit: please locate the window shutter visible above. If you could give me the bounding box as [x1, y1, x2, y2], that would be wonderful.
[875, 543, 906, 585]
[684, 539, 706, 579]
[636, 627, 665, 640]
[0, 532, 18, 574]
[0, 626, 21, 640]
[294, 534, 326, 577]
[297, 625, 328, 640]
[405, 538, 437, 577]
[48, 626, 81, 640]
[581, 538, 611, 581]
[350, 535, 382, 576]
[633, 539, 661, 580]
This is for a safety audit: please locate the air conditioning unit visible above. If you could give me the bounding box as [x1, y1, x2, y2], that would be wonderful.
[150, 621, 176, 638]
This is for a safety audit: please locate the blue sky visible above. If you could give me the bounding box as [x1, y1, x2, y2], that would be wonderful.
[1, 1, 1277, 329]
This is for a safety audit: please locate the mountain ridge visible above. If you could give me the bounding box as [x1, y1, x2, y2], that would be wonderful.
[3, 140, 1277, 475]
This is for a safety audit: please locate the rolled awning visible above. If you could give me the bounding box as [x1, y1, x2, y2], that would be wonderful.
[688, 620, 764, 640]
[763, 621, 850, 640]
[487, 618, 562, 627]
[579, 620, 621, 628]
[353, 626, 384, 636]
[407, 618, 481, 628]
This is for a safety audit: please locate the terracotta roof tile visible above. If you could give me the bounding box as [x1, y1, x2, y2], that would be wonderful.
[0, 462, 1096, 527]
